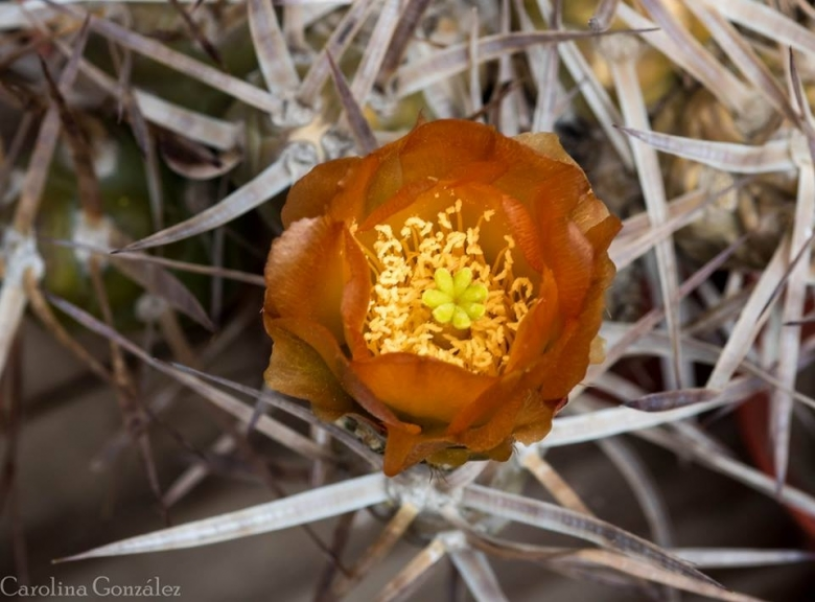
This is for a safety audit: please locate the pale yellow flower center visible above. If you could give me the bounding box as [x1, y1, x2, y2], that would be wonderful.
[360, 200, 535, 376]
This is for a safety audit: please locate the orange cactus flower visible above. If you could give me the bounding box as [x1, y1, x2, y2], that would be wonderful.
[263, 119, 620, 476]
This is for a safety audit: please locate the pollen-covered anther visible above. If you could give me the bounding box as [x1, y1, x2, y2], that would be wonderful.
[421, 267, 487, 330]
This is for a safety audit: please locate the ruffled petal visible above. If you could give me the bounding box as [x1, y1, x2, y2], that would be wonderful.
[264, 217, 347, 341]
[510, 216, 620, 400]
[358, 177, 439, 232]
[286, 148, 407, 227]
[542, 222, 619, 398]
[328, 154, 382, 223]
[571, 191, 613, 235]
[381, 425, 516, 476]
[360, 136, 410, 218]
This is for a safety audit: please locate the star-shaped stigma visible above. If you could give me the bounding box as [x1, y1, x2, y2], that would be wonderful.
[421, 267, 488, 330]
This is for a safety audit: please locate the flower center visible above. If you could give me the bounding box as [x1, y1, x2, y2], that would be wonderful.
[359, 200, 535, 376]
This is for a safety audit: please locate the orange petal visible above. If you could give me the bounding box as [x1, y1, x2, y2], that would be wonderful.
[447, 371, 556, 456]
[378, 371, 555, 475]
[541, 219, 595, 317]
[264, 217, 346, 341]
[359, 158, 507, 233]
[360, 178, 542, 288]
[512, 391, 560, 445]
[382, 428, 452, 476]
[493, 134, 588, 215]
[341, 229, 373, 359]
[456, 408, 522, 457]
[544, 257, 617, 399]
[286, 150, 404, 227]
[398, 120, 497, 183]
[381, 384, 524, 473]
[587, 212, 623, 251]
[360, 137, 410, 218]
[506, 265, 561, 372]
[287, 131, 411, 229]
[444, 159, 508, 185]
[263, 317, 348, 384]
[281, 157, 360, 227]
[263, 321, 355, 420]
[350, 353, 496, 424]
[501, 194, 544, 272]
[328, 154, 382, 223]
[446, 370, 524, 435]
[515, 230, 618, 401]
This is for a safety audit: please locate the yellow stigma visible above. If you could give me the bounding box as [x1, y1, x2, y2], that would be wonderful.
[357, 197, 535, 376]
[421, 268, 487, 330]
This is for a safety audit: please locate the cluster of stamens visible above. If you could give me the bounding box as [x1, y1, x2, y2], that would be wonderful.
[359, 199, 534, 376]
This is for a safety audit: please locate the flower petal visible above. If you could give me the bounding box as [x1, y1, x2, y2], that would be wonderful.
[358, 177, 439, 231]
[360, 136, 410, 217]
[359, 159, 507, 234]
[360, 176, 545, 288]
[263, 321, 355, 420]
[394, 372, 550, 472]
[500, 194, 544, 272]
[350, 353, 496, 424]
[494, 133, 588, 215]
[285, 151, 402, 227]
[446, 370, 525, 435]
[264, 216, 347, 341]
[382, 428, 452, 476]
[328, 154, 382, 223]
[512, 217, 619, 400]
[542, 218, 595, 316]
[543, 223, 618, 398]
[281, 157, 360, 227]
[512, 391, 561, 445]
[398, 120, 497, 183]
[506, 265, 561, 372]
[341, 229, 373, 359]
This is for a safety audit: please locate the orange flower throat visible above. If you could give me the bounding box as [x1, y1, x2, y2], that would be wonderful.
[359, 200, 534, 377]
